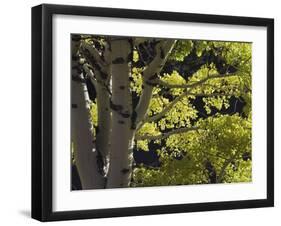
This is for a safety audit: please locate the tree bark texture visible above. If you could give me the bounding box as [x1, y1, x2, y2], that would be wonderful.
[72, 37, 176, 189]
[106, 38, 134, 188]
[71, 39, 106, 189]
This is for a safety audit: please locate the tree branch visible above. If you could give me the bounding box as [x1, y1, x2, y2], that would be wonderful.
[150, 72, 240, 89]
[135, 126, 199, 141]
[82, 63, 98, 87]
[80, 45, 111, 94]
[142, 40, 177, 79]
[135, 40, 177, 127]
[80, 42, 106, 67]
[139, 90, 189, 127]
[217, 151, 240, 183]
[138, 72, 246, 129]
[188, 90, 246, 98]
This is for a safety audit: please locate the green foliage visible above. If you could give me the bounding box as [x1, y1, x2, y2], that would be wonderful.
[130, 67, 143, 95]
[195, 41, 210, 57]
[90, 101, 98, 137]
[133, 50, 139, 62]
[169, 40, 193, 61]
[133, 114, 251, 186]
[132, 39, 252, 187]
[158, 97, 197, 130]
[82, 36, 252, 187]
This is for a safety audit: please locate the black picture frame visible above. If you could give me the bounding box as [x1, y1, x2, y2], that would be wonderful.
[32, 3, 274, 222]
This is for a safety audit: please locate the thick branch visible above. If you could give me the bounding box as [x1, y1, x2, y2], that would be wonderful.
[82, 63, 98, 87]
[135, 40, 177, 127]
[80, 43, 110, 83]
[80, 47, 112, 97]
[82, 63, 112, 96]
[142, 40, 176, 79]
[81, 42, 106, 67]
[135, 127, 199, 141]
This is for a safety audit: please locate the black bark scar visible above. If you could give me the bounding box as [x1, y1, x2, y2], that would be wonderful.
[127, 52, 133, 62]
[108, 42, 112, 52]
[121, 168, 130, 174]
[128, 38, 134, 49]
[145, 80, 156, 86]
[149, 73, 158, 81]
[110, 101, 130, 118]
[82, 48, 102, 71]
[120, 111, 130, 118]
[96, 151, 105, 176]
[110, 100, 123, 111]
[72, 75, 85, 83]
[95, 126, 99, 134]
[112, 57, 125, 64]
[99, 70, 108, 80]
[130, 110, 138, 129]
[118, 120, 125, 124]
[160, 47, 165, 59]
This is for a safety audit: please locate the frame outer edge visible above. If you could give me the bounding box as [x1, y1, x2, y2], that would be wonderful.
[31, 3, 275, 221]
[266, 19, 274, 206]
[31, 4, 43, 221]
[42, 4, 54, 221]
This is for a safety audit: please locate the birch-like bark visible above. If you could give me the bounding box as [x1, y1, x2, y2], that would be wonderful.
[81, 42, 112, 176]
[96, 41, 112, 175]
[106, 38, 134, 188]
[71, 38, 105, 189]
[135, 40, 176, 129]
[95, 83, 111, 175]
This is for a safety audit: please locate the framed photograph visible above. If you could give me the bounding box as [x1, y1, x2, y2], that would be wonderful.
[32, 4, 274, 221]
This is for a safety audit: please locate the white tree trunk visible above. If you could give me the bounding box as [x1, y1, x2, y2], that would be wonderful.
[95, 84, 111, 175]
[80, 42, 112, 177]
[72, 37, 176, 189]
[71, 77, 106, 189]
[71, 39, 105, 189]
[106, 38, 134, 188]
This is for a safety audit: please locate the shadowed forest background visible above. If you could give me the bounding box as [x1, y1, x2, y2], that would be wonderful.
[71, 35, 252, 190]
